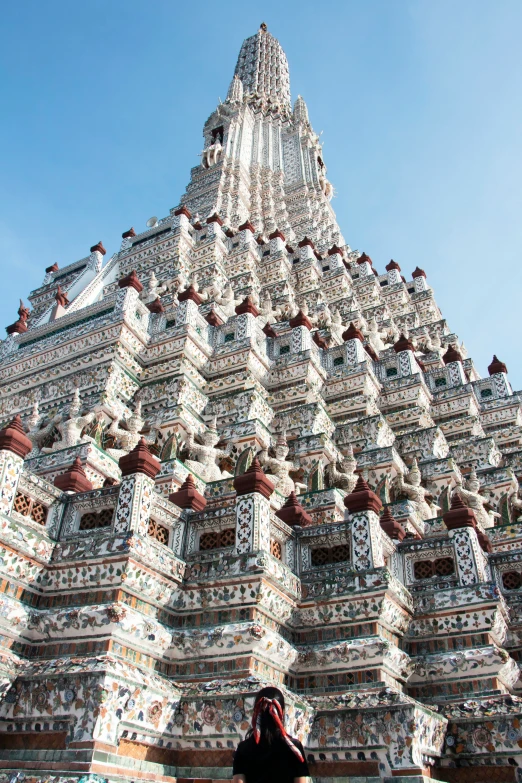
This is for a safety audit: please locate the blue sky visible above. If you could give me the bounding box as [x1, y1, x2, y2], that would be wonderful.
[1, 1, 521, 385]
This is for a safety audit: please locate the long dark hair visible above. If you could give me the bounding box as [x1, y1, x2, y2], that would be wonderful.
[246, 686, 286, 745]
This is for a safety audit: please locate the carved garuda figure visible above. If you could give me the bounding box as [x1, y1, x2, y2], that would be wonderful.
[41, 389, 101, 453]
[325, 444, 358, 493]
[106, 401, 158, 461]
[393, 459, 439, 521]
[259, 431, 306, 496]
[452, 469, 499, 529]
[184, 416, 231, 482]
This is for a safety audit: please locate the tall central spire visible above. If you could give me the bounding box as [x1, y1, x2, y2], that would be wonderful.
[234, 23, 291, 109]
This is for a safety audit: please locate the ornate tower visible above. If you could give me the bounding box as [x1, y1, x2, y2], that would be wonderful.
[0, 23, 521, 783]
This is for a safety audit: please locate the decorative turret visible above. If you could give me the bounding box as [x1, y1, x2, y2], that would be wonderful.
[0, 415, 32, 459]
[345, 475, 383, 514]
[275, 491, 313, 528]
[443, 344, 463, 365]
[234, 457, 274, 499]
[380, 506, 405, 541]
[488, 355, 508, 376]
[6, 300, 30, 335]
[411, 266, 427, 292]
[385, 259, 402, 285]
[357, 252, 373, 277]
[393, 333, 415, 353]
[293, 95, 309, 125]
[342, 322, 364, 342]
[226, 73, 244, 104]
[118, 270, 143, 293]
[443, 492, 476, 530]
[170, 474, 207, 512]
[90, 241, 106, 256]
[54, 456, 93, 494]
[119, 437, 161, 480]
[233, 23, 291, 110]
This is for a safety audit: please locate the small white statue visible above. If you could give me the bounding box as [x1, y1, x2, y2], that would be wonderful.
[259, 291, 275, 323]
[316, 303, 333, 330]
[202, 277, 223, 302]
[184, 417, 231, 482]
[25, 402, 61, 456]
[394, 459, 438, 521]
[106, 401, 158, 461]
[145, 271, 166, 301]
[325, 444, 358, 493]
[216, 284, 241, 318]
[41, 389, 101, 453]
[201, 138, 223, 169]
[259, 432, 307, 496]
[366, 318, 386, 353]
[330, 309, 344, 343]
[507, 472, 522, 521]
[452, 469, 499, 529]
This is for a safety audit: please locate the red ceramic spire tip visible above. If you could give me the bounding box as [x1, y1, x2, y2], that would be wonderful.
[345, 474, 382, 514]
[0, 416, 33, 459]
[119, 438, 161, 479]
[342, 322, 364, 342]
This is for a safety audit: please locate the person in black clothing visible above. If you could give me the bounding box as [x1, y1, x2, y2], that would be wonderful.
[232, 686, 310, 783]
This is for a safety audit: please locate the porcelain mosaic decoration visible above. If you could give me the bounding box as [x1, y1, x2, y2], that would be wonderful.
[0, 22, 521, 783]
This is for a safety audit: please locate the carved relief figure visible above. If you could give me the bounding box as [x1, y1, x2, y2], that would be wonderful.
[106, 401, 158, 461]
[452, 469, 499, 529]
[184, 417, 231, 482]
[259, 432, 307, 496]
[393, 459, 439, 521]
[325, 444, 358, 493]
[41, 389, 102, 453]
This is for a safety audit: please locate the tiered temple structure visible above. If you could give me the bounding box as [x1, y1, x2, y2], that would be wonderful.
[0, 22, 521, 783]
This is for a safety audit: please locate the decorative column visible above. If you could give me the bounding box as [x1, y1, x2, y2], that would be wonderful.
[345, 475, 385, 570]
[327, 244, 344, 271]
[120, 226, 136, 251]
[233, 457, 274, 554]
[235, 296, 260, 339]
[88, 240, 106, 272]
[444, 493, 489, 585]
[276, 491, 312, 528]
[0, 416, 32, 516]
[289, 310, 312, 353]
[5, 300, 30, 335]
[114, 438, 161, 536]
[385, 259, 402, 286]
[393, 333, 421, 377]
[488, 355, 512, 397]
[380, 506, 406, 541]
[342, 322, 366, 364]
[412, 266, 428, 292]
[169, 474, 206, 558]
[443, 344, 467, 386]
[54, 457, 93, 494]
[206, 212, 224, 240]
[116, 269, 143, 315]
[356, 252, 373, 277]
[238, 220, 256, 248]
[177, 284, 203, 327]
[268, 229, 285, 254]
[297, 236, 315, 262]
[172, 205, 192, 233]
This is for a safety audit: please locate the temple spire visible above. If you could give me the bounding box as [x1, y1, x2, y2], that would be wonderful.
[233, 23, 291, 109]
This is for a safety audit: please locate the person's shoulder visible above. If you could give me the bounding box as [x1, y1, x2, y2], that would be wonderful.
[236, 736, 255, 753]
